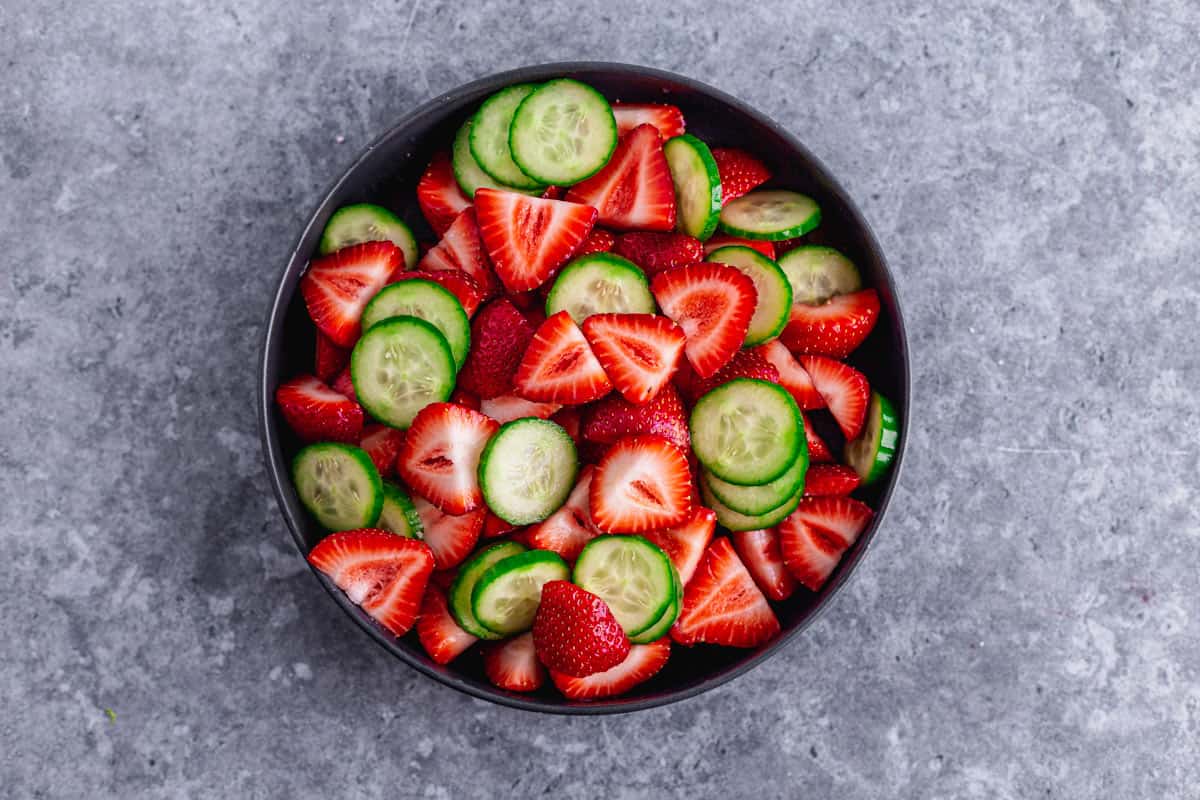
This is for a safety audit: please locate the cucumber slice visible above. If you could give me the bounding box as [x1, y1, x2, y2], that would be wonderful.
[628, 564, 681, 644]
[360, 279, 470, 370]
[350, 316, 455, 429]
[777, 246, 862, 306]
[700, 474, 802, 532]
[845, 391, 900, 485]
[478, 418, 578, 525]
[704, 436, 808, 515]
[318, 203, 418, 269]
[573, 535, 675, 637]
[690, 378, 802, 486]
[472, 550, 570, 635]
[377, 482, 422, 539]
[509, 78, 617, 186]
[544, 253, 656, 324]
[663, 134, 722, 240]
[453, 119, 541, 198]
[469, 84, 546, 190]
[720, 190, 821, 241]
[706, 245, 792, 345]
[291, 443, 383, 531]
[449, 540, 527, 639]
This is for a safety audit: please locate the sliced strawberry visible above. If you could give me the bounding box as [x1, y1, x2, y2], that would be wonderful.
[612, 231, 703, 278]
[549, 406, 582, 444]
[581, 313, 686, 404]
[397, 403, 499, 515]
[533, 580, 630, 677]
[565, 124, 675, 231]
[582, 384, 690, 455]
[651, 263, 756, 378]
[753, 340, 825, 410]
[798, 355, 870, 440]
[513, 311, 612, 404]
[275, 375, 363, 443]
[590, 435, 692, 533]
[392, 269, 485, 317]
[788, 495, 874, 547]
[550, 638, 671, 700]
[683, 348, 779, 404]
[803, 412, 834, 463]
[779, 496, 873, 590]
[475, 188, 597, 292]
[456, 298, 536, 399]
[571, 229, 617, 258]
[418, 207, 500, 298]
[479, 394, 562, 424]
[416, 585, 477, 665]
[417, 150, 471, 236]
[412, 496, 485, 570]
[300, 241, 401, 347]
[731, 528, 796, 602]
[449, 387, 480, 411]
[711, 148, 771, 205]
[671, 537, 780, 648]
[642, 506, 717, 586]
[307, 529, 434, 637]
[703, 233, 775, 260]
[314, 331, 350, 382]
[782, 289, 880, 359]
[612, 102, 686, 138]
[482, 632, 546, 692]
[482, 510, 521, 540]
[330, 366, 357, 405]
[803, 464, 861, 497]
[525, 466, 601, 561]
[358, 423, 406, 479]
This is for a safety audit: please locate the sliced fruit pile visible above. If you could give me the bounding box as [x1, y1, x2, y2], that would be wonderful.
[277, 79, 901, 701]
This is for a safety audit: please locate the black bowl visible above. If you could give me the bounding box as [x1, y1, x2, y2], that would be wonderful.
[258, 62, 909, 714]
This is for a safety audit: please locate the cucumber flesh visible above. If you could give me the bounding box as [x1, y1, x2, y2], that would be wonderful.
[292, 443, 383, 531]
[377, 482, 422, 538]
[449, 541, 527, 639]
[572, 535, 675, 637]
[700, 474, 802, 531]
[350, 316, 456, 429]
[845, 391, 900, 485]
[472, 550, 570, 635]
[719, 190, 821, 241]
[453, 119, 540, 198]
[469, 84, 546, 190]
[689, 378, 803, 486]
[509, 79, 617, 186]
[663, 134, 722, 240]
[704, 437, 808, 516]
[478, 418, 578, 525]
[628, 564, 681, 644]
[777, 246, 862, 306]
[706, 245, 792, 345]
[318, 203, 418, 269]
[544, 253, 656, 324]
[360, 279, 470, 370]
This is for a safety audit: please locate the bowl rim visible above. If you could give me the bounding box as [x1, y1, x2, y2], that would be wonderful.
[258, 60, 910, 715]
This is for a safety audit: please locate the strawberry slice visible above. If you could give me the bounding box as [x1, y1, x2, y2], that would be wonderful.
[300, 241, 401, 347]
[582, 383, 690, 455]
[482, 510, 521, 540]
[330, 365, 357, 404]
[358, 423, 406, 478]
[416, 585, 477, 665]
[590, 435, 692, 533]
[798, 355, 870, 440]
[549, 406, 583, 444]
[475, 188, 598, 292]
[803, 412, 834, 463]
[533, 580, 631, 677]
[275, 375, 363, 443]
[642, 506, 717, 586]
[482, 632, 546, 692]
[803, 464, 862, 497]
[525, 466, 602, 561]
[417, 150, 471, 236]
[307, 529, 434, 637]
[550, 638, 671, 700]
[711, 148, 771, 205]
[392, 269, 485, 317]
[671, 537, 780, 648]
[782, 289, 880, 359]
[651, 263, 756, 378]
[418, 207, 500, 298]
[613, 231, 703, 277]
[753, 340, 825, 410]
[479, 394, 562, 424]
[779, 496, 873, 590]
[612, 102, 686, 138]
[513, 311, 612, 404]
[411, 495, 485, 570]
[314, 331, 350, 382]
[565, 124, 676, 231]
[456, 298, 536, 399]
[397, 403, 499, 515]
[731, 528, 797, 602]
[682, 348, 779, 405]
[581, 313, 686, 404]
[703, 233, 775, 260]
[571, 229, 617, 258]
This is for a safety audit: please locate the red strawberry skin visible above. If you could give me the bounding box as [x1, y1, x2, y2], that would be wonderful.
[412, 496, 485, 570]
[417, 150, 471, 236]
[300, 241, 401, 347]
[803, 464, 862, 497]
[513, 311, 612, 404]
[397, 403, 498, 515]
[275, 375, 363, 443]
[550, 638, 672, 700]
[803, 413, 835, 463]
[704, 234, 775, 260]
[525, 466, 601, 561]
[482, 632, 546, 692]
[612, 103, 686, 139]
[711, 148, 771, 204]
[651, 262, 757, 379]
[457, 298, 536, 399]
[565, 124, 676, 231]
[314, 332, 350, 382]
[392, 269, 485, 318]
[571, 229, 617, 258]
[582, 384, 690, 455]
[613, 231, 704, 278]
[479, 394, 562, 424]
[450, 387, 480, 411]
[731, 528, 797, 602]
[781, 289, 880, 359]
[533, 581, 631, 677]
[331, 366, 357, 404]
[671, 537, 780, 648]
[753, 340, 825, 410]
[358, 423, 406, 478]
[590, 435, 693, 533]
[779, 496, 873, 590]
[682, 348, 779, 405]
[418, 207, 500, 298]
[798, 355, 871, 440]
[642, 506, 717, 587]
[475, 189, 598, 292]
[417, 585, 477, 665]
[581, 313, 686, 405]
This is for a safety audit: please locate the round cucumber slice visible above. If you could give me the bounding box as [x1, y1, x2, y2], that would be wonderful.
[360, 280, 470, 370]
[449, 540, 527, 639]
[472, 550, 570, 635]
[719, 190, 821, 241]
[509, 78, 617, 185]
[700, 474, 802, 532]
[350, 316, 455, 430]
[469, 84, 546, 190]
[628, 564, 681, 644]
[376, 482, 422, 539]
[478, 418, 578, 525]
[573, 535, 675, 637]
[544, 253, 656, 324]
[690, 378, 803, 486]
[292, 443, 383, 531]
[777, 246, 862, 306]
[706, 245, 792, 345]
[845, 391, 900, 485]
[318, 203, 418, 269]
[453, 119, 541, 198]
[663, 134, 722, 240]
[705, 436, 808, 516]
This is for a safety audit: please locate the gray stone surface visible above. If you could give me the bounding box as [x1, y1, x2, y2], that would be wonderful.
[3, 0, 1198, 796]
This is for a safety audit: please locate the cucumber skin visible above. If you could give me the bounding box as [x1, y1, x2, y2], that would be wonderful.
[379, 482, 423, 538]
[718, 191, 822, 241]
[449, 541, 528, 640]
[689, 378, 804, 486]
[706, 245, 793, 346]
[472, 550, 570, 635]
[478, 418, 578, 526]
[291, 443, 383, 531]
[700, 475, 802, 532]
[508, 79, 618, 186]
[572, 534, 675, 637]
[469, 84, 546, 190]
[629, 563, 681, 644]
[664, 134, 722, 241]
[848, 392, 900, 485]
[544, 253, 656, 323]
[359, 279, 470, 370]
[349, 316, 455, 430]
[704, 434, 808, 516]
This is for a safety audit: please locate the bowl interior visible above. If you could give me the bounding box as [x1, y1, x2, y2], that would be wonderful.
[261, 63, 908, 713]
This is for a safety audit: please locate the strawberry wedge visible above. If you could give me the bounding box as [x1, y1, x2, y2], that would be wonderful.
[300, 241, 401, 347]
[612, 103, 686, 138]
[417, 150, 471, 236]
[778, 496, 873, 591]
[565, 124, 676, 231]
[514, 311, 612, 404]
[798, 355, 871, 440]
[411, 496, 485, 570]
[482, 632, 546, 692]
[525, 465, 602, 561]
[753, 339, 825, 410]
[782, 289, 880, 359]
[550, 638, 672, 700]
[417, 585, 477, 665]
[651, 262, 756, 378]
[581, 313, 686, 404]
[642, 506, 717, 587]
[398, 403, 499, 515]
[731, 528, 797, 602]
[275, 375, 363, 443]
[671, 537, 780, 648]
[590, 435, 692, 533]
[475, 189, 598, 292]
[418, 208, 500, 298]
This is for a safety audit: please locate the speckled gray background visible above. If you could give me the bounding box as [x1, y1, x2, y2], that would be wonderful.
[3, 1, 1198, 797]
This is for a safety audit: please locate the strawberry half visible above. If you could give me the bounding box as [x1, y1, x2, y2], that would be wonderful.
[571, 229, 616, 258]
[651, 263, 756, 378]
[275, 375, 363, 443]
[711, 148, 771, 205]
[398, 403, 499, 515]
[581, 313, 686, 404]
[550, 638, 671, 700]
[475, 188, 597, 292]
[513, 311, 612, 404]
[590, 435, 692, 533]
[358, 423, 406, 478]
[779, 496, 873, 590]
[533, 580, 631, 677]
[482, 632, 546, 692]
[782, 289, 880, 359]
[525, 466, 602, 561]
[314, 331, 350, 382]
[412, 496, 486, 570]
[642, 506, 717, 586]
[307, 529, 434, 637]
[798, 355, 870, 440]
[703, 233, 775, 260]
[418, 207, 500, 298]
[803, 412, 834, 463]
[753, 340, 825, 410]
[683, 348, 779, 404]
[417, 150, 471, 236]
[393, 269, 485, 318]
[565, 124, 676, 231]
[300, 241, 401, 347]
[456, 298, 536, 399]
[671, 537, 780, 648]
[731, 528, 797, 602]
[803, 464, 862, 497]
[612, 102, 686, 139]
[612, 231, 703, 277]
[417, 585, 477, 665]
[479, 394, 562, 424]
[582, 383, 690, 455]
